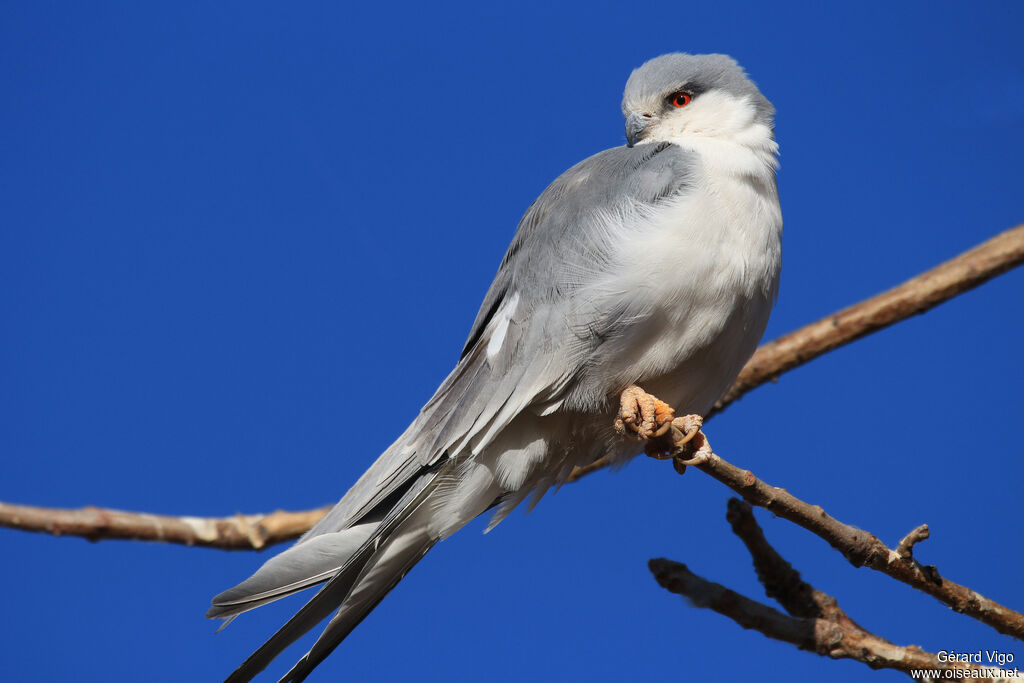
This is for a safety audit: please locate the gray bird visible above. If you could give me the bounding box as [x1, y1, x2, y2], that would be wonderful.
[209, 52, 782, 682]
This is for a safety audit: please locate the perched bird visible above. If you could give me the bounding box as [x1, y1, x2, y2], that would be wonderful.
[209, 52, 782, 682]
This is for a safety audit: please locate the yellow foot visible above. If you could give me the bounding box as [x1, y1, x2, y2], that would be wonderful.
[614, 385, 675, 441]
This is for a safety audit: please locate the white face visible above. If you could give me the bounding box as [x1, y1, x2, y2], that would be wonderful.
[627, 87, 763, 146]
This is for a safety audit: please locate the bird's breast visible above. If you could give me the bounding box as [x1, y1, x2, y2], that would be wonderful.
[575, 155, 782, 414]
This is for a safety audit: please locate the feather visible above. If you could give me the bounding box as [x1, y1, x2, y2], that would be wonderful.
[210, 70, 782, 678]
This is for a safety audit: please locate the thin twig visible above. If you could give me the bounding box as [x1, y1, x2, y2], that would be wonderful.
[712, 222, 1024, 416]
[725, 497, 824, 619]
[670, 432, 1024, 641]
[0, 501, 329, 550]
[650, 501, 1014, 680]
[649, 562, 1008, 679]
[1, 224, 1023, 549]
[651, 561, 1003, 679]
[569, 222, 1024, 481]
[896, 524, 931, 560]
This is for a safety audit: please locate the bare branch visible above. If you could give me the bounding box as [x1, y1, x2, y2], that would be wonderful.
[2, 224, 1023, 549]
[661, 432, 1024, 641]
[712, 222, 1024, 416]
[726, 498, 898, 636]
[896, 524, 931, 560]
[649, 560, 1004, 678]
[0, 501, 329, 550]
[650, 504, 1014, 682]
[650, 498, 1016, 680]
[724, 497, 825, 619]
[650, 558, 814, 648]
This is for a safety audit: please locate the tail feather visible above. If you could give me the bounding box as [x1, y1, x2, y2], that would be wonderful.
[224, 550, 375, 683]
[212, 413, 549, 680]
[279, 523, 436, 682]
[278, 454, 513, 681]
[220, 471, 441, 683]
[207, 523, 377, 620]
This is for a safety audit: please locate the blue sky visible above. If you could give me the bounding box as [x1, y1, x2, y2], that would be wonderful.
[2, 2, 1022, 681]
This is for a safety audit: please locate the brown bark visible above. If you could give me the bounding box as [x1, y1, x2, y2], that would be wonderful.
[1, 222, 1023, 560]
[658, 432, 1024, 641]
[0, 501, 329, 550]
[648, 499, 1015, 681]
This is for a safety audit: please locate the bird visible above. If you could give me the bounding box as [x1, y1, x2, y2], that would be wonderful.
[208, 52, 783, 682]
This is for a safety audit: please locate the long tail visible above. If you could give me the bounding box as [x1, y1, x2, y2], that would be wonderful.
[210, 468, 441, 683]
[209, 442, 524, 683]
[276, 517, 436, 683]
[209, 364, 564, 681]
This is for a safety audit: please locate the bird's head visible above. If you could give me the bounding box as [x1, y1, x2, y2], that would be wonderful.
[621, 53, 774, 148]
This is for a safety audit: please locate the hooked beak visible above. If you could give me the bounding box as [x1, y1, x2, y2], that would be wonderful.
[625, 112, 656, 147]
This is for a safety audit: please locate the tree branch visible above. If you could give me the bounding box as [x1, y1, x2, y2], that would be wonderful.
[712, 222, 1024, 417]
[658, 431, 1024, 641]
[1, 223, 1023, 549]
[649, 561, 1005, 679]
[724, 497, 826, 619]
[0, 501, 329, 551]
[650, 500, 1015, 680]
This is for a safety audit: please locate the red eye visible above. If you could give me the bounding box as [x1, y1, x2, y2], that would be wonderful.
[669, 91, 692, 108]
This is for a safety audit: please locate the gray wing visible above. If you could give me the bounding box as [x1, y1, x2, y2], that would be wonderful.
[462, 141, 695, 358]
[308, 141, 697, 537]
[211, 141, 698, 681]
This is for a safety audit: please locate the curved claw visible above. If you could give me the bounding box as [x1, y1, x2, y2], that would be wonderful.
[671, 414, 703, 446]
[672, 431, 712, 472]
[673, 450, 711, 467]
[651, 420, 674, 438]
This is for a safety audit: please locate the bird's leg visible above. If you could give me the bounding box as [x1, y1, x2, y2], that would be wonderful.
[615, 388, 709, 475]
[614, 385, 675, 441]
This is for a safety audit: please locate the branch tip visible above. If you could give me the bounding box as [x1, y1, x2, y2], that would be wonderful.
[652, 499, 1017, 679]
[896, 524, 931, 560]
